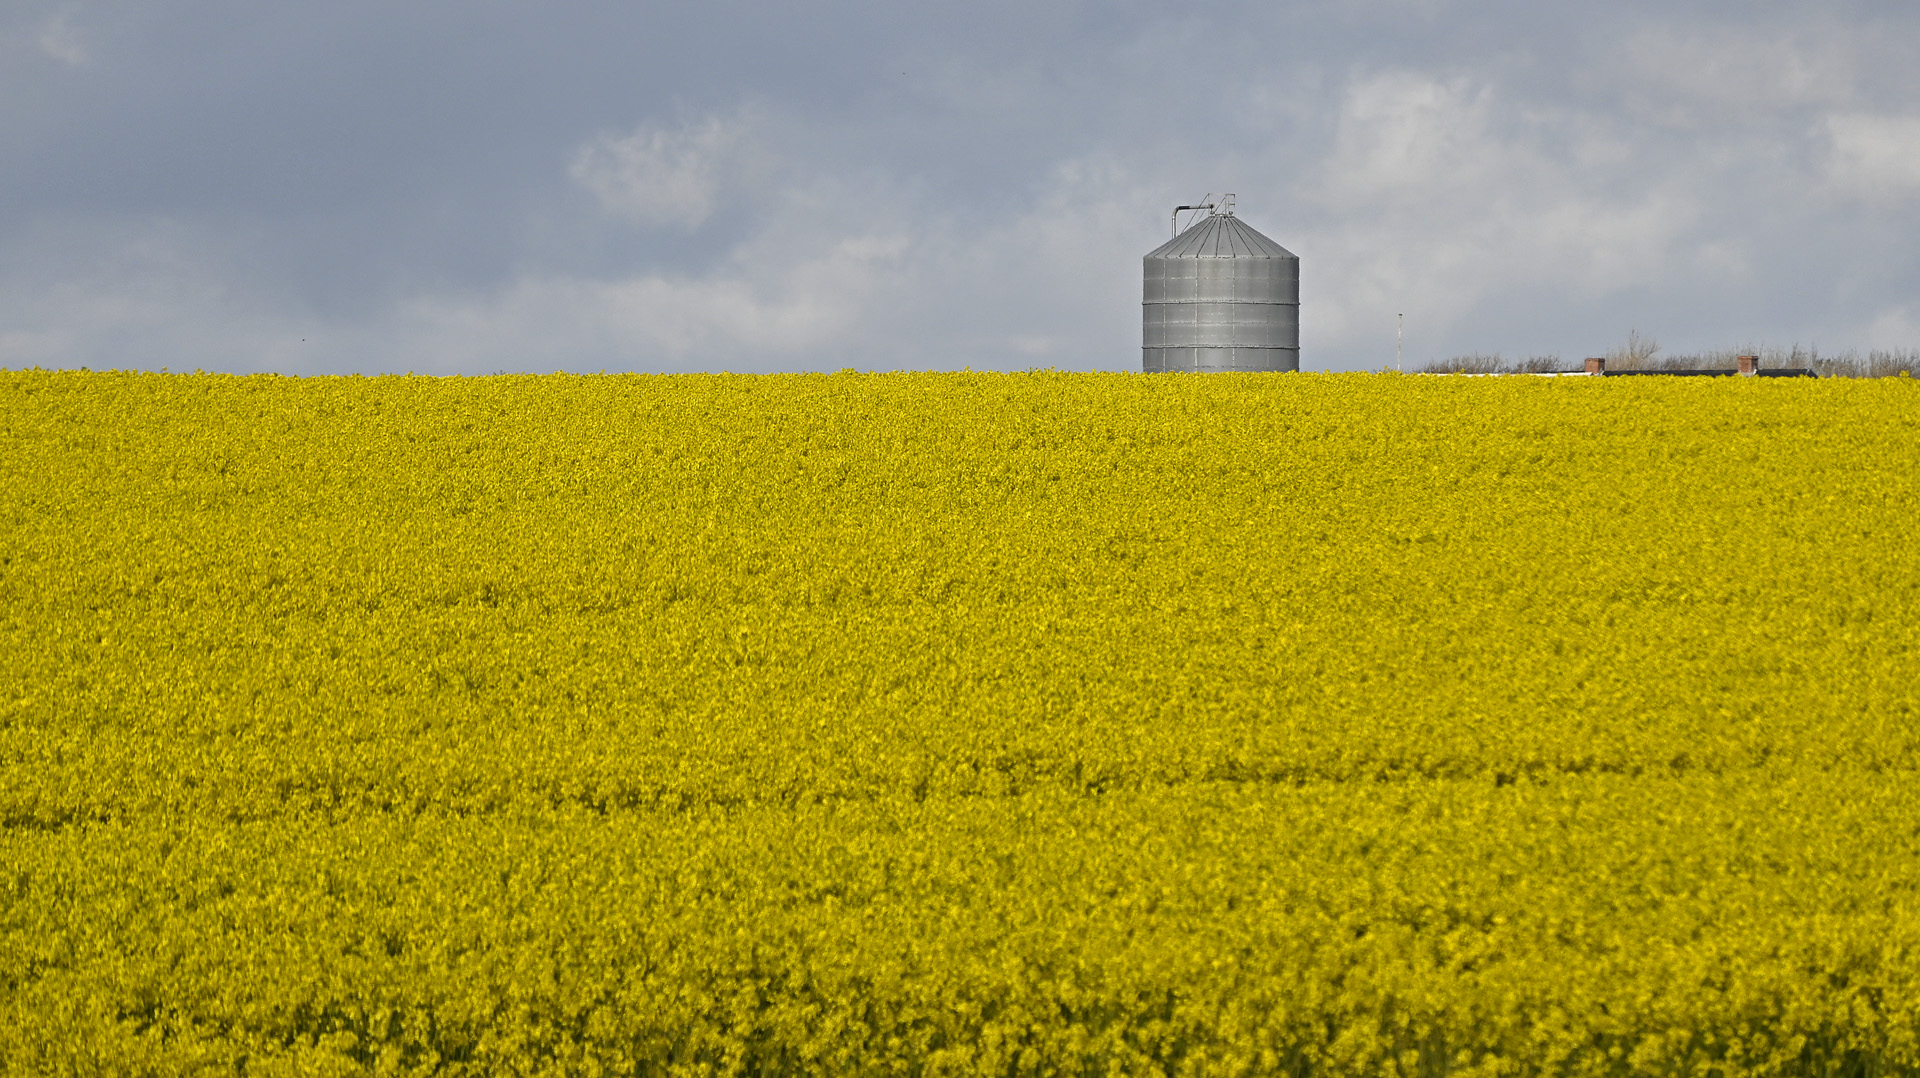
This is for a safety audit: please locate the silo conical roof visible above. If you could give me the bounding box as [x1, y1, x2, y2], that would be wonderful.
[1143, 207, 1299, 372]
[1145, 213, 1296, 260]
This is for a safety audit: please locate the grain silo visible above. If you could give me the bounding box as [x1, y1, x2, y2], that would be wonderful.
[1143, 195, 1299, 372]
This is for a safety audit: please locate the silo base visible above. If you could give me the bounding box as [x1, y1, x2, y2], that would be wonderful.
[1144, 348, 1299, 372]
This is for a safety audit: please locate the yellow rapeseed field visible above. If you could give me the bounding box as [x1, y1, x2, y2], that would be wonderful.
[2, 369, 1917, 1076]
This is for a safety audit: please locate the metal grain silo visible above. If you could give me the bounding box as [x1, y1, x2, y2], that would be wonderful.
[1143, 195, 1299, 372]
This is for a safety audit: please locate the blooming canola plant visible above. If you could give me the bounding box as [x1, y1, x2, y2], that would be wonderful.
[2, 369, 1917, 1075]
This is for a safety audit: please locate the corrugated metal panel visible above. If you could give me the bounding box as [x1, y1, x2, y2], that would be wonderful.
[1143, 207, 1299, 372]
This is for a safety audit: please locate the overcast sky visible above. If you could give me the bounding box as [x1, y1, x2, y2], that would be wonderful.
[3, 2, 1918, 374]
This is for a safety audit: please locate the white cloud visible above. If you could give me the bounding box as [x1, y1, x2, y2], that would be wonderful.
[0, 151, 1166, 375]
[568, 110, 761, 228]
[385, 232, 912, 372]
[0, 257, 316, 374]
[8, 7, 1920, 377]
[1824, 114, 1920, 202]
[0, 5, 88, 65]
[1609, 23, 1861, 127]
[1295, 71, 1706, 360]
[1317, 72, 1502, 204]
[1865, 305, 1920, 352]
[382, 156, 1158, 373]
[35, 9, 86, 65]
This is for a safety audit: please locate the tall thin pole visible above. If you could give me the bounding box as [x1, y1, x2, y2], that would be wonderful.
[1397, 314, 1403, 372]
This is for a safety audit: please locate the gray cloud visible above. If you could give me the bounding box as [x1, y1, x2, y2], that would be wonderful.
[3, 1, 1918, 374]
[571, 110, 767, 230]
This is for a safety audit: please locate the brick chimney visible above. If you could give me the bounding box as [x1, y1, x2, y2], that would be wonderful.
[1737, 354, 1758, 376]
[1584, 357, 1606, 375]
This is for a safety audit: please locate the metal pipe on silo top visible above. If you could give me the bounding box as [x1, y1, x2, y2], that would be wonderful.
[1143, 196, 1299, 372]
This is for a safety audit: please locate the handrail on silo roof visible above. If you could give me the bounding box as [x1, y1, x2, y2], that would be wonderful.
[1171, 201, 1214, 237]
